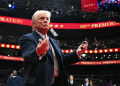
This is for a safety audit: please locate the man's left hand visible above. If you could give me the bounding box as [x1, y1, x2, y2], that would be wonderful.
[77, 41, 88, 56]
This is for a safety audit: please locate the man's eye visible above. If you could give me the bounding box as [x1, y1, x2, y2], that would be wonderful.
[40, 18, 44, 20]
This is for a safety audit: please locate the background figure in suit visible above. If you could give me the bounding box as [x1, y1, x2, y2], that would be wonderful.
[20, 10, 88, 86]
[84, 78, 90, 86]
[7, 70, 21, 86]
[68, 75, 77, 86]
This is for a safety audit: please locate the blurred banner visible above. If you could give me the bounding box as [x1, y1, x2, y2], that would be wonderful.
[0, 16, 120, 29]
[74, 60, 120, 65]
[81, 0, 98, 11]
[0, 55, 24, 61]
[0, 55, 120, 65]
[0, 15, 31, 26]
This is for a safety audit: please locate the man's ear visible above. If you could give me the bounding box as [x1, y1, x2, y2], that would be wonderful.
[33, 22, 36, 28]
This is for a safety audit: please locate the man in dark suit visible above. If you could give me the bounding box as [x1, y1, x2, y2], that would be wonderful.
[68, 75, 77, 86]
[20, 10, 88, 86]
[84, 78, 90, 86]
[7, 70, 21, 86]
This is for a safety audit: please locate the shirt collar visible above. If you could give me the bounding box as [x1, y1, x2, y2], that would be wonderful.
[35, 30, 47, 39]
[86, 82, 89, 85]
[13, 76, 16, 78]
[70, 80, 73, 84]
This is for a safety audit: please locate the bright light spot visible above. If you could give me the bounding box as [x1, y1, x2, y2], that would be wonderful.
[8, 4, 11, 7]
[1, 44, 5, 47]
[82, 54, 86, 57]
[6, 45, 10, 48]
[11, 45, 15, 48]
[16, 46, 20, 49]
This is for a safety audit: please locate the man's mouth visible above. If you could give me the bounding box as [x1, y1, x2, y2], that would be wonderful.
[43, 23, 48, 26]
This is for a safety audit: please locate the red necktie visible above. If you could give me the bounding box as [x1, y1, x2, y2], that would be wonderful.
[49, 42, 59, 77]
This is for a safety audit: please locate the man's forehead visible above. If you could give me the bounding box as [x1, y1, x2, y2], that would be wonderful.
[70, 75, 73, 77]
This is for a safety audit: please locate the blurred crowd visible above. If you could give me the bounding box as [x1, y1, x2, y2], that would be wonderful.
[0, 32, 120, 50]
[98, 0, 118, 11]
[58, 37, 120, 50]
[0, 68, 119, 86]
[0, 33, 20, 45]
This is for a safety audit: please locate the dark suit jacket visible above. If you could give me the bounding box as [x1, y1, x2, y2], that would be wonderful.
[68, 80, 77, 86]
[20, 30, 81, 86]
[7, 76, 21, 86]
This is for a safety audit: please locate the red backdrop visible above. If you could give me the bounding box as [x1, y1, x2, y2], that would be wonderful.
[81, 0, 98, 11]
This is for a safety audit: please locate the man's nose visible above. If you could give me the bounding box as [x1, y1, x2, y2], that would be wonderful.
[44, 18, 48, 22]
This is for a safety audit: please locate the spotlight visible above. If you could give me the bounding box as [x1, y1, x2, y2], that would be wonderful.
[11, 5, 15, 9]
[8, 4, 11, 7]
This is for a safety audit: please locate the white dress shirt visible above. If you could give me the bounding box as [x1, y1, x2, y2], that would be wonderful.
[70, 80, 73, 85]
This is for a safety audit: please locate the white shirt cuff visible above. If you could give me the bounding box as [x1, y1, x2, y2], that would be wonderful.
[36, 51, 46, 60]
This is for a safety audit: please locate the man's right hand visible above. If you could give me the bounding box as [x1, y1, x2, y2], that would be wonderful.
[36, 37, 49, 55]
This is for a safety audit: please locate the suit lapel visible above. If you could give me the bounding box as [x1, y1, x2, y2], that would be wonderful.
[47, 49, 53, 59]
[32, 30, 43, 42]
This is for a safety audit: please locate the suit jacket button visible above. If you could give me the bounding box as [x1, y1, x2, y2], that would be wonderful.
[48, 75, 50, 78]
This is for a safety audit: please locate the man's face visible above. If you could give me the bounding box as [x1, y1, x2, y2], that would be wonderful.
[13, 71, 17, 76]
[34, 12, 50, 33]
[70, 75, 73, 81]
[85, 78, 89, 82]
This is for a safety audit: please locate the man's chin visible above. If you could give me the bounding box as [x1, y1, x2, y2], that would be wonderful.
[37, 27, 50, 32]
[44, 27, 50, 30]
